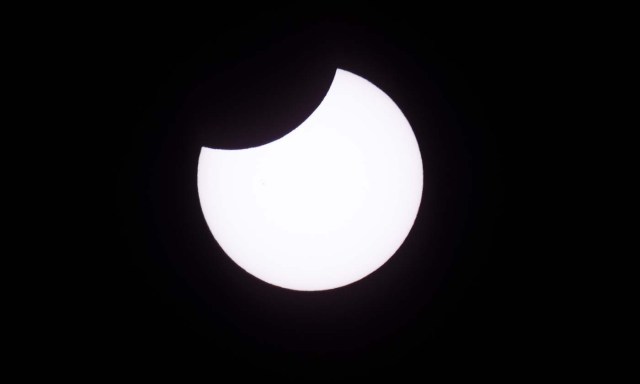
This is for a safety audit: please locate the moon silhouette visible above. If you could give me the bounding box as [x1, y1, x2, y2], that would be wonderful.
[197, 69, 423, 291]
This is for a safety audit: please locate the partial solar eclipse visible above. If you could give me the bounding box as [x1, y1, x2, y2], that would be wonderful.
[198, 69, 423, 291]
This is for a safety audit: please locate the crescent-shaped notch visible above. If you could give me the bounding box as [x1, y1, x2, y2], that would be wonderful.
[198, 68, 423, 291]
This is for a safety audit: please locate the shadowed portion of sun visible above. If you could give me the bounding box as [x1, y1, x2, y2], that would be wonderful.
[198, 69, 423, 291]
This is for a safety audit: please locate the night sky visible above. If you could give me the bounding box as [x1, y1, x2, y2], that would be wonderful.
[56, 7, 566, 378]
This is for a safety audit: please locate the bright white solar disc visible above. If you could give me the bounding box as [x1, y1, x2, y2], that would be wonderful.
[198, 69, 423, 291]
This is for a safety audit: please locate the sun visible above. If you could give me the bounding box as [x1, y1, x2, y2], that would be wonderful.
[198, 69, 423, 291]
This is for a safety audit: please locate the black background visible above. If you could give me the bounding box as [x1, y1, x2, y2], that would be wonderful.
[58, 6, 566, 378]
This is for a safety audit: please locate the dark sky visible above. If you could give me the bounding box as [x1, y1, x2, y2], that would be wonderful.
[54, 7, 567, 378]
